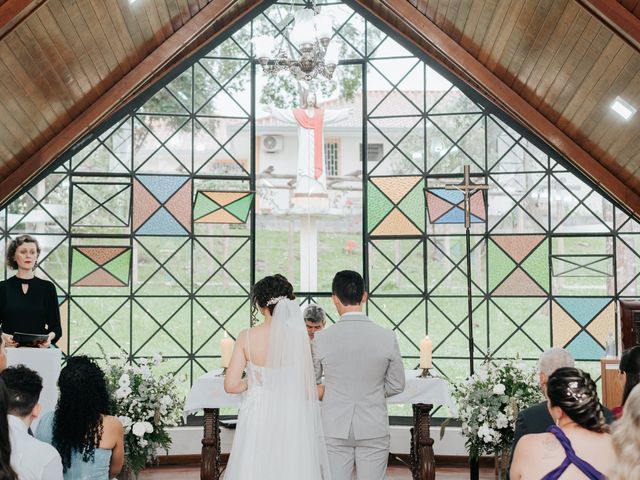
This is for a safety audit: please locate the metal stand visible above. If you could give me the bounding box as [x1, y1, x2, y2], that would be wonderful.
[201, 408, 221, 480]
[409, 403, 435, 480]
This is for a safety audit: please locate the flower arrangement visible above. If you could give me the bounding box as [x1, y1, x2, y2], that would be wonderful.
[100, 350, 185, 474]
[451, 358, 543, 461]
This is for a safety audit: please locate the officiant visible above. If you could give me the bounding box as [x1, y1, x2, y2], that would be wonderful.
[303, 304, 326, 341]
[0, 235, 61, 348]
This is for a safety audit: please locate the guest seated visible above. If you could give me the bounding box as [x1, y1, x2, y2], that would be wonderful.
[510, 367, 615, 480]
[613, 345, 640, 419]
[1, 365, 63, 480]
[610, 384, 640, 479]
[0, 378, 17, 480]
[303, 304, 326, 341]
[509, 348, 613, 474]
[35, 356, 124, 479]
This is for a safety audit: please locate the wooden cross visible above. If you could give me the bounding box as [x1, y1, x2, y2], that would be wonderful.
[444, 165, 489, 229]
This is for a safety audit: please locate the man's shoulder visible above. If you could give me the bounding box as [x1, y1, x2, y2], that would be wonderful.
[520, 401, 548, 418]
[29, 434, 61, 459]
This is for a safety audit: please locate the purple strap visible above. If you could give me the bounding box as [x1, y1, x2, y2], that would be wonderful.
[541, 426, 605, 480]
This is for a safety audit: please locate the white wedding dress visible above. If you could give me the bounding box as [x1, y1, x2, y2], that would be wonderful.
[224, 299, 331, 480]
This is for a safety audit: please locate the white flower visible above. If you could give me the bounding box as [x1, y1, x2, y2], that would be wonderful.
[493, 383, 506, 395]
[115, 386, 131, 399]
[477, 423, 496, 443]
[153, 353, 163, 366]
[496, 413, 509, 429]
[118, 415, 133, 429]
[140, 365, 152, 379]
[118, 374, 131, 388]
[160, 395, 172, 406]
[132, 421, 153, 437]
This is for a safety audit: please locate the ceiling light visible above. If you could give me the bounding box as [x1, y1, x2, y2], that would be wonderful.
[253, 2, 339, 81]
[611, 96, 636, 120]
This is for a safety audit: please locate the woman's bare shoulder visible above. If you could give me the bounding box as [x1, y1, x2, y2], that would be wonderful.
[102, 415, 124, 434]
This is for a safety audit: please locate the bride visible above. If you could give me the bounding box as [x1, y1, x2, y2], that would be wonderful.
[223, 274, 330, 479]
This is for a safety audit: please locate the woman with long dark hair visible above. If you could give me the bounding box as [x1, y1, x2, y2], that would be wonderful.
[510, 367, 615, 479]
[0, 378, 18, 480]
[35, 356, 124, 479]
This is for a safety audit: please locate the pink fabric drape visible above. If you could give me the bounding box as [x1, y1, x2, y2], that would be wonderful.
[292, 107, 325, 179]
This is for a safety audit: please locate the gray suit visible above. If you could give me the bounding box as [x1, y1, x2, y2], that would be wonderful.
[312, 312, 405, 480]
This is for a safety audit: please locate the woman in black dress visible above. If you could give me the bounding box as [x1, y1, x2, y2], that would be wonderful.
[0, 235, 61, 348]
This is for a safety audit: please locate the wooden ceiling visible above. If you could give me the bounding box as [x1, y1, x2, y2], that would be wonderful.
[0, 0, 264, 204]
[1, 0, 640, 215]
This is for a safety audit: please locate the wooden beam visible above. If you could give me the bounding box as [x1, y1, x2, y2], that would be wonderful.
[575, 0, 640, 55]
[0, 0, 267, 207]
[0, 0, 48, 40]
[350, 0, 640, 215]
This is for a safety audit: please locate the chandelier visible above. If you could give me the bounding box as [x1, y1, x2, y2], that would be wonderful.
[253, 4, 339, 81]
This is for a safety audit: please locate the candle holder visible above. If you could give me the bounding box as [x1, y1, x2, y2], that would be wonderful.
[217, 367, 227, 377]
[417, 367, 432, 378]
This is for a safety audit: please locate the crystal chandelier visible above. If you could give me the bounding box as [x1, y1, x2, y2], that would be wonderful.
[253, 4, 339, 82]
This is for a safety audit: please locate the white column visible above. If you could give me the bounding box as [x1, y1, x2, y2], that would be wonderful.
[300, 215, 318, 292]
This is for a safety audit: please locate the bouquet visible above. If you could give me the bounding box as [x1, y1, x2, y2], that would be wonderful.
[451, 358, 543, 461]
[100, 350, 185, 474]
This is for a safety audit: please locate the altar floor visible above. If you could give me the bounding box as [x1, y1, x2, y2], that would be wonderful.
[138, 464, 496, 479]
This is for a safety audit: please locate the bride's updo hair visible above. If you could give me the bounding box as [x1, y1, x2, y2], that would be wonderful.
[251, 274, 295, 314]
[547, 367, 607, 433]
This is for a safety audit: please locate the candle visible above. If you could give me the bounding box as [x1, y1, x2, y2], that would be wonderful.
[419, 335, 432, 369]
[220, 331, 234, 368]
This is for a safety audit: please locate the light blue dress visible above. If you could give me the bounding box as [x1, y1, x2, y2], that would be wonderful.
[35, 411, 112, 480]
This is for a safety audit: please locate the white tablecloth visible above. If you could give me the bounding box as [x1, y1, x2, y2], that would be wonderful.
[184, 369, 455, 417]
[6, 348, 62, 414]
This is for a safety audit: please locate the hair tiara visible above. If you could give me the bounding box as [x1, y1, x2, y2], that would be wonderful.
[266, 295, 287, 307]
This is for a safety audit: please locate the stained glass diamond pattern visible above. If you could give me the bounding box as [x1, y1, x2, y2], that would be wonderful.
[488, 235, 548, 296]
[133, 175, 191, 235]
[368, 176, 424, 236]
[426, 188, 486, 224]
[71, 247, 131, 287]
[552, 298, 614, 360]
[193, 191, 254, 224]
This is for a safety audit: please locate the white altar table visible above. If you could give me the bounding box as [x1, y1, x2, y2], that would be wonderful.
[6, 347, 62, 415]
[185, 369, 452, 480]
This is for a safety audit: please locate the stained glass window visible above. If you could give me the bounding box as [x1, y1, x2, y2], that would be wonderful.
[0, 1, 635, 408]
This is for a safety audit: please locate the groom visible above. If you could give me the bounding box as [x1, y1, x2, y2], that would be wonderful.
[312, 270, 405, 480]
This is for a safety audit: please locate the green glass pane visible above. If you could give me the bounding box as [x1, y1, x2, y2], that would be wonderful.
[398, 182, 425, 231]
[488, 240, 516, 292]
[193, 193, 220, 220]
[71, 250, 98, 284]
[522, 239, 549, 292]
[367, 181, 393, 232]
[224, 193, 254, 222]
[103, 250, 131, 284]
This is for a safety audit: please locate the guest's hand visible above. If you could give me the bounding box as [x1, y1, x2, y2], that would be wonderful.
[2, 332, 18, 348]
[36, 332, 55, 349]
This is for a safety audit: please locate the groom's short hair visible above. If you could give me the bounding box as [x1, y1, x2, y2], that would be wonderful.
[332, 270, 365, 306]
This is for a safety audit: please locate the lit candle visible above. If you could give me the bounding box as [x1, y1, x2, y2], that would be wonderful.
[419, 335, 432, 369]
[220, 331, 234, 368]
